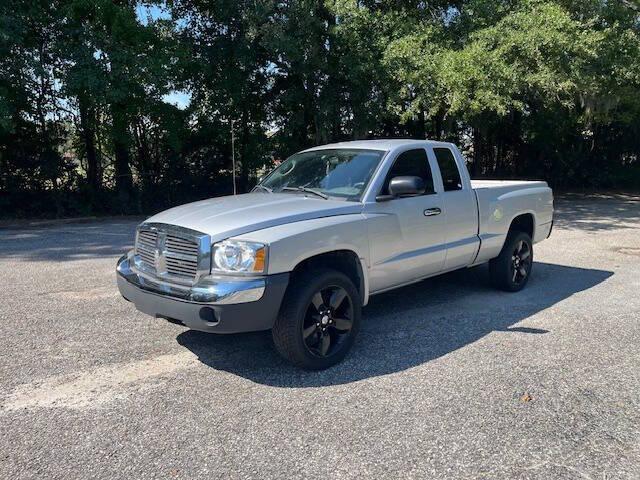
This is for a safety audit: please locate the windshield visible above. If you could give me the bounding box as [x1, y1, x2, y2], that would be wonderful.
[259, 149, 385, 201]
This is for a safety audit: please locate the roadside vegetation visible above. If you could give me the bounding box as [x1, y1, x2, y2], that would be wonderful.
[1, 0, 639, 218]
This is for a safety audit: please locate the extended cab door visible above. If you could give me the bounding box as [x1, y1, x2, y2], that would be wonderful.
[365, 148, 447, 293]
[428, 146, 480, 271]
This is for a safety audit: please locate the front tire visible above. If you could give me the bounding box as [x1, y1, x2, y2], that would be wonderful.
[272, 268, 361, 370]
[489, 231, 533, 292]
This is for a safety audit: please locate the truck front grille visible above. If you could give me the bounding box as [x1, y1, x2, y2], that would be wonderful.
[134, 224, 209, 283]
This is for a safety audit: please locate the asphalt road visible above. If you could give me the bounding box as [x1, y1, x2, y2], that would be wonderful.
[1, 194, 639, 479]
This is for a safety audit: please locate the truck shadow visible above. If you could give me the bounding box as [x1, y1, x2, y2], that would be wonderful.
[176, 262, 612, 387]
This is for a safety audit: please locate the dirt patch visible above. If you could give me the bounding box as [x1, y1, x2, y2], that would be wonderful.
[47, 287, 117, 301]
[1, 352, 198, 412]
[612, 247, 640, 256]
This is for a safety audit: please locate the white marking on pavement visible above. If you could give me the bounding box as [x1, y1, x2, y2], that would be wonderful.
[47, 286, 118, 301]
[1, 352, 198, 411]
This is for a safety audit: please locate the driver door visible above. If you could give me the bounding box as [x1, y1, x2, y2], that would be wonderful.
[366, 148, 447, 293]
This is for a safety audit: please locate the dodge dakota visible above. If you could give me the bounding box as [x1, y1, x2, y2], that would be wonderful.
[117, 139, 554, 369]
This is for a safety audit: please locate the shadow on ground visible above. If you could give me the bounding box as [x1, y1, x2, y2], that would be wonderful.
[177, 262, 612, 387]
[554, 193, 640, 232]
[0, 220, 138, 261]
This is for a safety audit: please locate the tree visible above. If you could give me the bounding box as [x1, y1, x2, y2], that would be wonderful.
[1, 0, 639, 219]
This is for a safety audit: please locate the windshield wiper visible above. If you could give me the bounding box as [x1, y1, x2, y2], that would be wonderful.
[281, 186, 329, 199]
[253, 184, 273, 193]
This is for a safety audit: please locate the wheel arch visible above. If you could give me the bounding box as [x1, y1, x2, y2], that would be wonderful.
[290, 250, 368, 306]
[507, 212, 536, 239]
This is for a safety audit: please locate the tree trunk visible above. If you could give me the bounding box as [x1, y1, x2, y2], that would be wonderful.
[416, 109, 426, 139]
[110, 102, 133, 211]
[472, 125, 483, 176]
[433, 110, 445, 140]
[408, 108, 426, 139]
[79, 97, 100, 199]
[133, 118, 153, 209]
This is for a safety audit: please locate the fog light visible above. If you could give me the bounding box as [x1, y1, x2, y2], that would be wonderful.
[199, 307, 218, 324]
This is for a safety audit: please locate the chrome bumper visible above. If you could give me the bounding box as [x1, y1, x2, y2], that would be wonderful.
[116, 252, 290, 333]
[116, 252, 265, 305]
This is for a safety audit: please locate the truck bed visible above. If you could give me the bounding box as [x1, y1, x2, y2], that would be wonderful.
[470, 179, 554, 266]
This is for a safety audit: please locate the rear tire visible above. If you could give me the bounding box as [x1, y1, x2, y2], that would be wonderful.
[489, 231, 533, 292]
[272, 268, 361, 370]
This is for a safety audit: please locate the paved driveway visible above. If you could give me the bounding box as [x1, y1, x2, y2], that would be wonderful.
[1, 194, 639, 479]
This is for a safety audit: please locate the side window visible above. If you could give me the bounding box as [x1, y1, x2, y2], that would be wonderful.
[434, 148, 463, 191]
[382, 149, 435, 195]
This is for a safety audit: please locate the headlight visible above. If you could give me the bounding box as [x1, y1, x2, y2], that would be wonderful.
[212, 240, 267, 274]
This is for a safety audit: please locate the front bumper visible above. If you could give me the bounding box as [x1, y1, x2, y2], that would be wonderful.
[116, 253, 289, 334]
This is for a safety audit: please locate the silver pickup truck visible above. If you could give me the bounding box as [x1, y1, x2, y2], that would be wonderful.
[117, 139, 553, 369]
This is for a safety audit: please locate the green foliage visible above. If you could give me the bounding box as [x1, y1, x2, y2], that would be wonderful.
[1, 0, 639, 218]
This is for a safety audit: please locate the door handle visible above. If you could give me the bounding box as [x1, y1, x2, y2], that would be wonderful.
[423, 207, 442, 217]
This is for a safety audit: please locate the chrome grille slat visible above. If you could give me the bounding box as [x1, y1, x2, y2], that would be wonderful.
[165, 256, 197, 264]
[138, 232, 157, 242]
[165, 251, 197, 262]
[165, 259, 197, 267]
[167, 238, 197, 246]
[137, 234, 157, 247]
[165, 267, 197, 276]
[165, 261, 195, 267]
[138, 241, 154, 249]
[165, 245, 197, 255]
[138, 251, 155, 264]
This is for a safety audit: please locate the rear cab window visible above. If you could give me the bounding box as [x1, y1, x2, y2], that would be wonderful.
[433, 147, 463, 191]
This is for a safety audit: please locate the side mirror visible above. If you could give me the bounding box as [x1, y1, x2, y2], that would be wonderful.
[387, 176, 425, 198]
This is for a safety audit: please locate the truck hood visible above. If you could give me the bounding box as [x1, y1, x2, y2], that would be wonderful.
[144, 192, 363, 242]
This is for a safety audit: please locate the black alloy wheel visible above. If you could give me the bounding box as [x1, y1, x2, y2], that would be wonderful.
[510, 238, 532, 286]
[302, 285, 354, 357]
